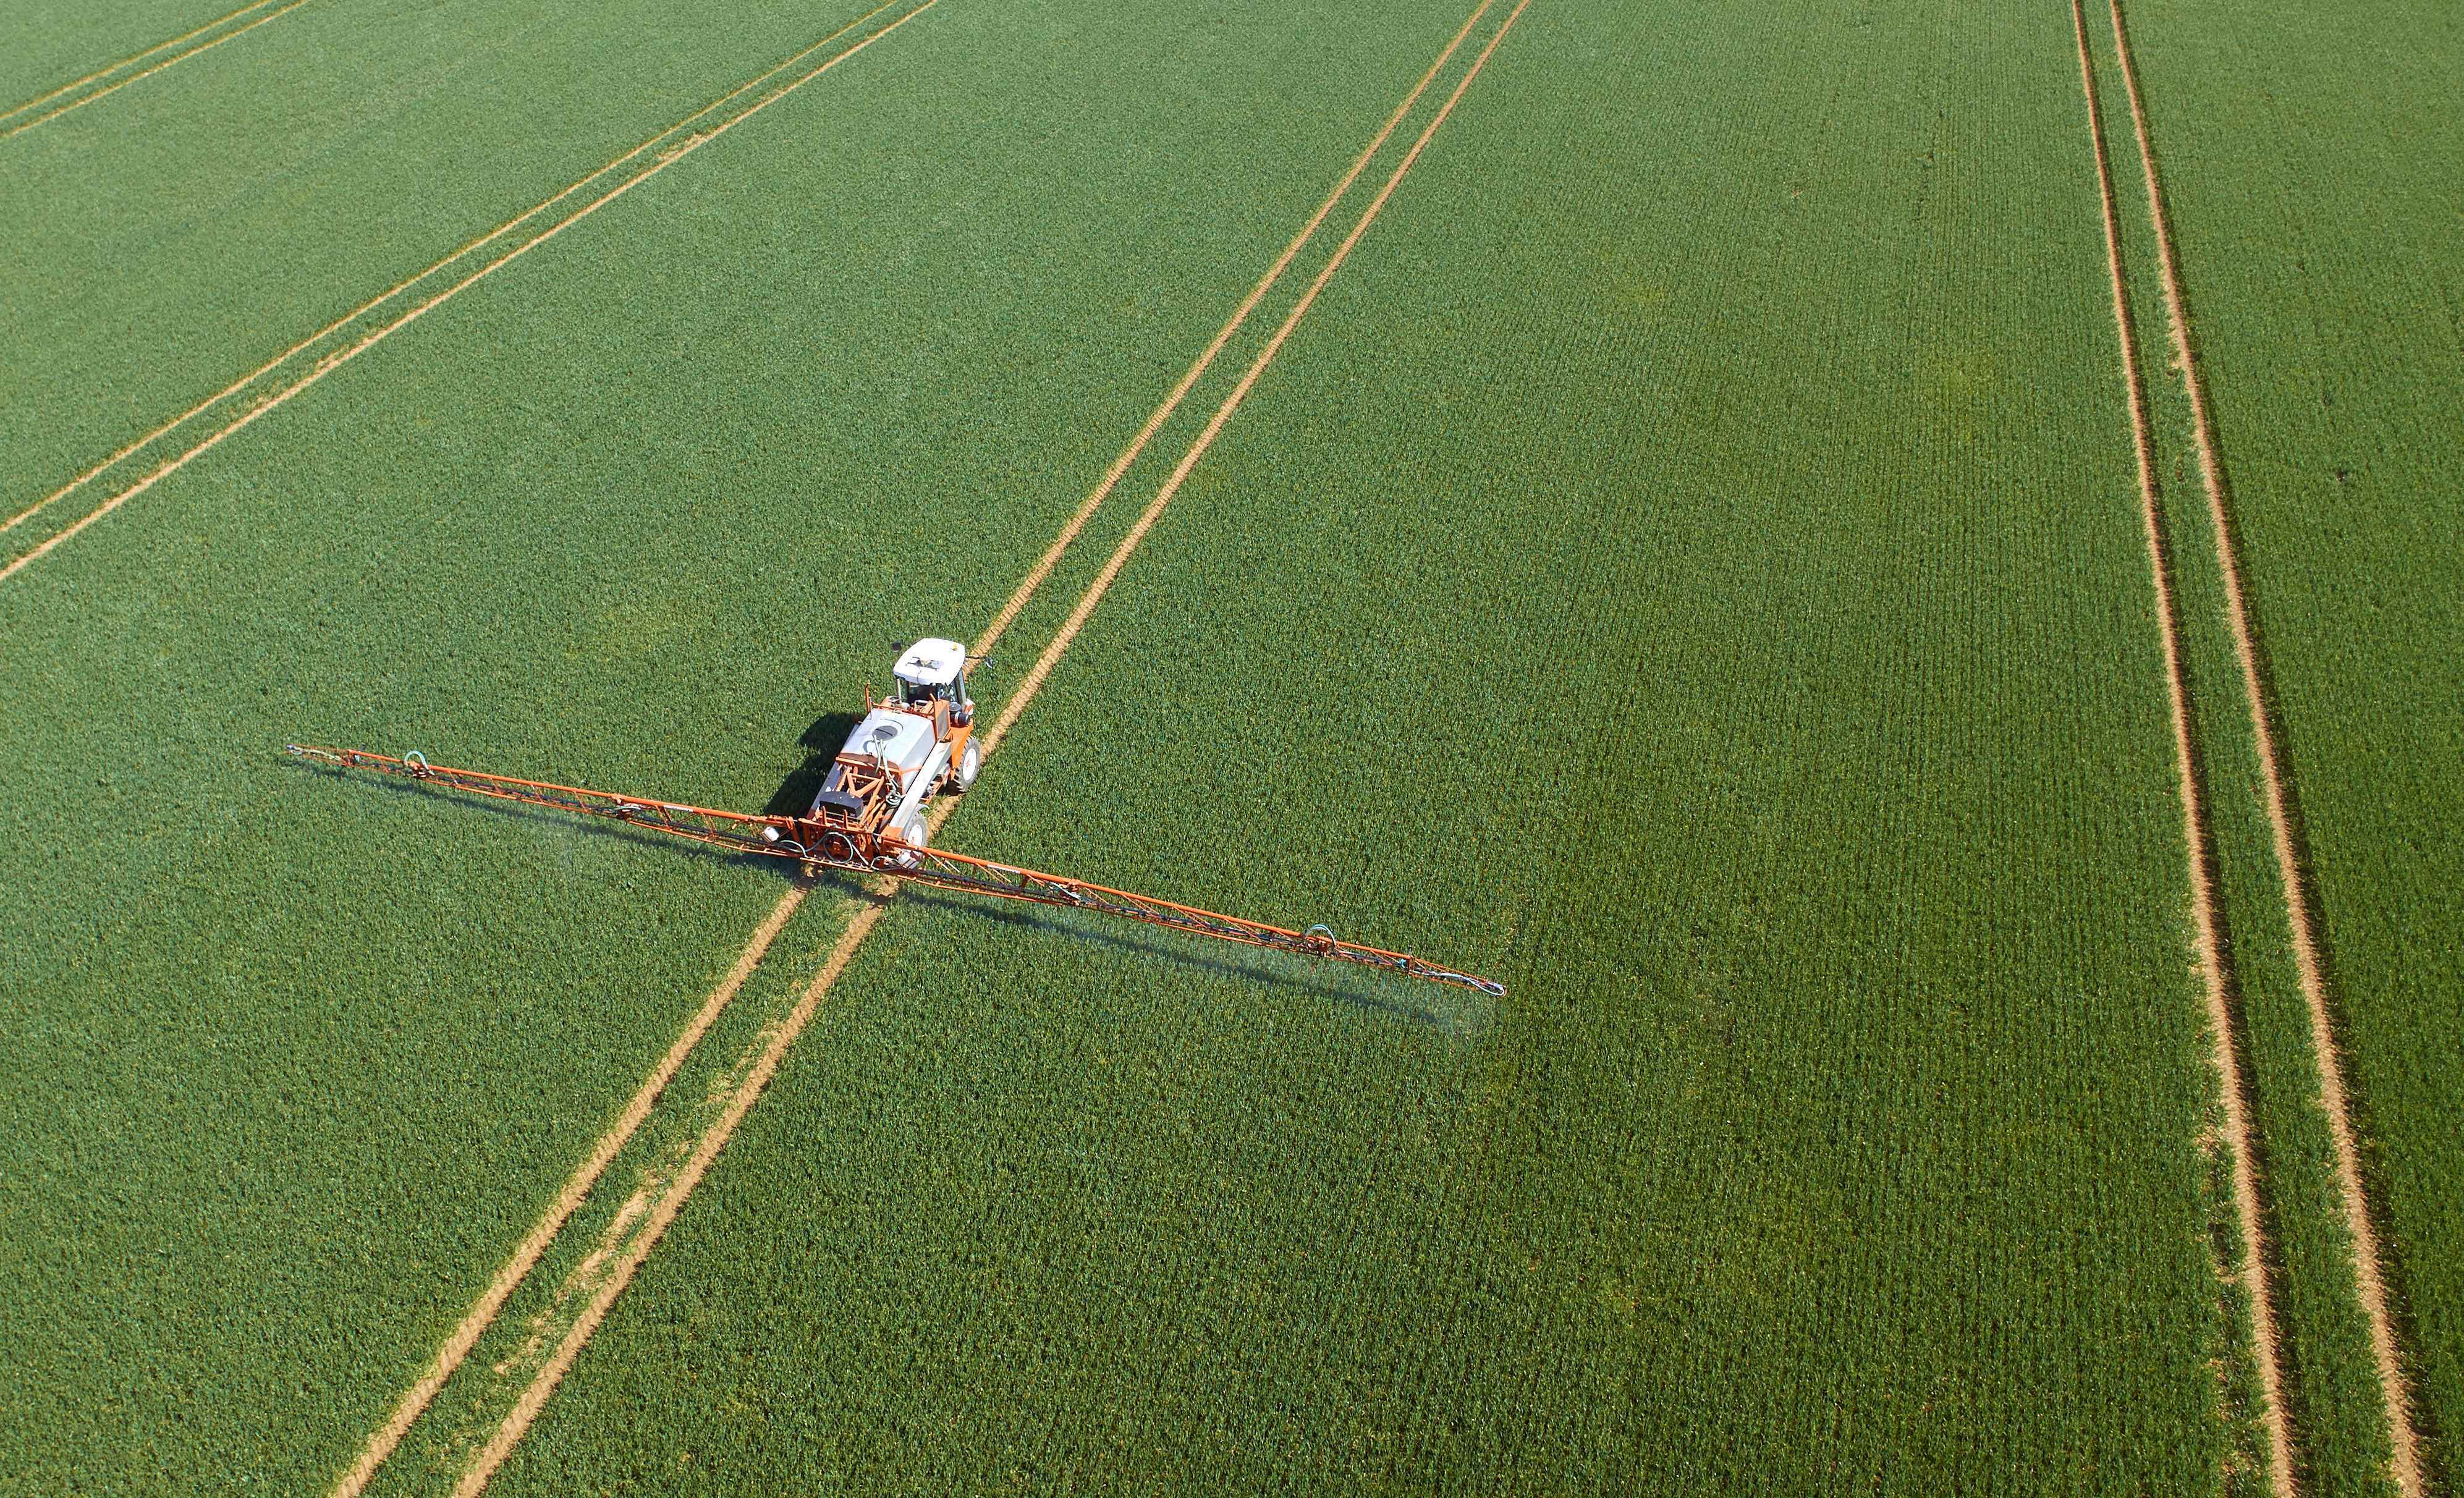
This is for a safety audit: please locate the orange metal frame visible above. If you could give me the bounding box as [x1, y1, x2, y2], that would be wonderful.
[284, 742, 1504, 997]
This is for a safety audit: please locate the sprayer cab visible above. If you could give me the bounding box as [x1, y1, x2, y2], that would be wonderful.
[890, 637, 972, 721]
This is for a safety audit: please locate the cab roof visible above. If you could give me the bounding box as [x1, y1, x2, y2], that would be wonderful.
[892, 637, 967, 687]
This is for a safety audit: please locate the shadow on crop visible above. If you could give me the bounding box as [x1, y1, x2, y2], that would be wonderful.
[761, 712, 863, 819]
[897, 886, 1491, 1036]
[278, 750, 1494, 1036]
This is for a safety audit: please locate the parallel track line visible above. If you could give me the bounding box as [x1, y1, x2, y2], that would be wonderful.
[986, 0, 1530, 764]
[1, 0, 935, 590]
[453, 5, 1532, 1486]
[0, 0, 287, 126]
[450, 893, 886, 1496]
[1, 0, 912, 544]
[2, 0, 320, 140]
[327, 1, 1483, 1476]
[441, 0, 1507, 1420]
[2105, 3, 2423, 1489]
[2068, 1, 2293, 1489]
[969, 0, 1497, 660]
[315, 11, 936, 1492]
[326, 889, 806, 1498]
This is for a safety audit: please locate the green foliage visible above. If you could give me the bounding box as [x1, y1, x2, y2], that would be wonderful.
[0, 0, 892, 523]
[11, 0, 2439, 1488]
[2118, 0, 2464, 1483]
[491, 1, 2244, 1491]
[2078, 12, 2392, 1494]
[0, 0, 243, 111]
[0, 0, 1491, 1484]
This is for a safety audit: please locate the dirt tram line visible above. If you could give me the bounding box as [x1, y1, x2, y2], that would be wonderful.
[0, 0, 318, 140]
[2076, 1, 2426, 1492]
[0, 0, 926, 585]
[447, 9, 1535, 1483]
[328, 0, 1528, 1487]
[2067, 1, 2293, 1489]
[2099, 0, 2426, 1487]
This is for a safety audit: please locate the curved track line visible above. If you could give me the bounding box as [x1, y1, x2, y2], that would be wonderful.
[0, 0, 935, 590]
[2, 0, 319, 140]
[2, 0, 910, 543]
[2070, 2, 2292, 1489]
[0, 0, 287, 125]
[453, 4, 1534, 1486]
[2105, 2, 2423, 1489]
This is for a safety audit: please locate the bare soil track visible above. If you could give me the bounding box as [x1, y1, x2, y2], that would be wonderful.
[1, 0, 316, 140]
[0, 0, 287, 124]
[331, 1, 1522, 1486]
[2106, 0, 2426, 1489]
[0, 0, 929, 585]
[440, 1, 1532, 1485]
[968, 0, 1499, 664]
[2084, 0, 2427, 1490]
[329, 890, 808, 1497]
[2068, 1, 2291, 1489]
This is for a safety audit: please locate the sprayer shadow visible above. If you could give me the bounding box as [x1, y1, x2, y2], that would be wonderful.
[279, 751, 1492, 1031]
[761, 713, 863, 819]
[280, 755, 808, 881]
[897, 886, 1491, 1036]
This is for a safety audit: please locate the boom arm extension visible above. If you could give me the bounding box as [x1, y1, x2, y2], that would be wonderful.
[285, 744, 1505, 997]
[885, 845, 1505, 996]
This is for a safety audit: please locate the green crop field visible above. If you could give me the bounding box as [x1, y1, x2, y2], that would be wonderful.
[0, 0, 2450, 1492]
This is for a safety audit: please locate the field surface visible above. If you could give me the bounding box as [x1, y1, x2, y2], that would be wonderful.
[2114, 0, 2462, 1488]
[0, 0, 2448, 1492]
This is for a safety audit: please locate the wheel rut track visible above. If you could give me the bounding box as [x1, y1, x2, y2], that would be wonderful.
[1, 0, 287, 125]
[328, 0, 1523, 1487]
[1, 0, 929, 583]
[1, 0, 318, 140]
[2068, 0, 2292, 1488]
[2102, 1, 2426, 1492]
[450, 2, 1534, 1484]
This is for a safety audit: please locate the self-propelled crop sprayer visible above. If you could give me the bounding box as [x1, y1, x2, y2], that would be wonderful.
[287, 637, 1504, 997]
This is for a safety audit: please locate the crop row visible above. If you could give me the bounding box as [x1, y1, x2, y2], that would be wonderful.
[487, 0, 2250, 1490]
[2113, 0, 2464, 1486]
[0, 0, 892, 530]
[0, 0, 258, 117]
[0, 0, 1488, 1484]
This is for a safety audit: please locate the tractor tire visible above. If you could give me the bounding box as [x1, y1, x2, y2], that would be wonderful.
[892, 814, 928, 870]
[950, 739, 982, 792]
